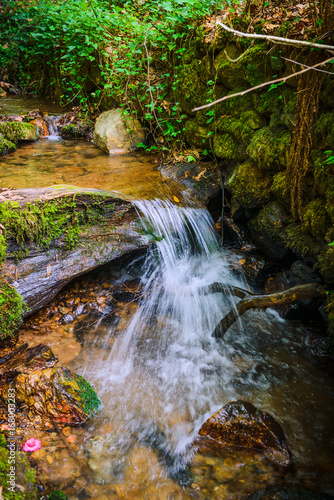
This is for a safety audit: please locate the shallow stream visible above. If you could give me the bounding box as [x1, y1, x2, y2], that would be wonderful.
[2, 97, 334, 499]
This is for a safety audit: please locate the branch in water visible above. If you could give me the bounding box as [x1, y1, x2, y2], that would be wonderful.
[213, 283, 326, 338]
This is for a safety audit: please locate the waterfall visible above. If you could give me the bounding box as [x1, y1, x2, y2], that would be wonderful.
[83, 199, 245, 467]
[45, 115, 60, 140]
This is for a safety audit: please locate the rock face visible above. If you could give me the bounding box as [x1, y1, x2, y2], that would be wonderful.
[93, 109, 145, 154]
[1, 186, 150, 316]
[197, 400, 293, 469]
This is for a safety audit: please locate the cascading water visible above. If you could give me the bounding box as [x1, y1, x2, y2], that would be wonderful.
[44, 115, 60, 140]
[80, 199, 245, 477]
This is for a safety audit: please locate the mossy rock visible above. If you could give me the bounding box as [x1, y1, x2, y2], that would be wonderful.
[177, 59, 212, 115]
[313, 112, 334, 150]
[320, 74, 334, 109]
[247, 127, 291, 171]
[0, 277, 26, 343]
[13, 366, 100, 424]
[317, 246, 334, 285]
[60, 122, 89, 140]
[242, 44, 273, 86]
[0, 134, 16, 155]
[253, 87, 295, 117]
[271, 171, 290, 207]
[0, 438, 37, 499]
[282, 222, 323, 258]
[311, 150, 334, 197]
[213, 132, 249, 162]
[0, 122, 39, 144]
[222, 87, 255, 115]
[302, 199, 331, 239]
[184, 118, 211, 148]
[248, 201, 291, 260]
[214, 44, 248, 89]
[226, 160, 272, 209]
[326, 291, 334, 338]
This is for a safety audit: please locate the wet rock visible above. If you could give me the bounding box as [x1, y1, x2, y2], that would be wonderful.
[0, 120, 39, 143]
[247, 201, 291, 261]
[0, 343, 57, 376]
[226, 160, 272, 209]
[86, 433, 130, 483]
[93, 109, 145, 155]
[12, 366, 100, 425]
[197, 400, 293, 470]
[306, 334, 334, 373]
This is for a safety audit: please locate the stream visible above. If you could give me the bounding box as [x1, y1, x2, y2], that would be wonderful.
[2, 97, 334, 499]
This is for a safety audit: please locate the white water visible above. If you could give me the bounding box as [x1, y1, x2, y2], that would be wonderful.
[82, 199, 245, 472]
[44, 115, 60, 140]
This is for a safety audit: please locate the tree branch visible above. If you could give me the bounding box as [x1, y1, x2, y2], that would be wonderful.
[282, 56, 334, 75]
[216, 21, 334, 51]
[213, 283, 326, 338]
[192, 56, 334, 112]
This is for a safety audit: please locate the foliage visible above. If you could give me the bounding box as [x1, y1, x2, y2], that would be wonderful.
[0, 278, 26, 341]
[48, 491, 68, 500]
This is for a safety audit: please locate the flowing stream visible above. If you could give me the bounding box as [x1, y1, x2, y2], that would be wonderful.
[2, 96, 334, 498]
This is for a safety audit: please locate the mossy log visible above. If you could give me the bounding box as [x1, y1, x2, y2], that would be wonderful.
[213, 283, 326, 338]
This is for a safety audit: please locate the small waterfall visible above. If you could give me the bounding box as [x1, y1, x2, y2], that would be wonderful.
[86, 199, 245, 470]
[44, 115, 60, 140]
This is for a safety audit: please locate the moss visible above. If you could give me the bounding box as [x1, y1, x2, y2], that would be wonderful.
[247, 127, 291, 171]
[325, 291, 334, 338]
[0, 134, 16, 155]
[317, 246, 334, 285]
[213, 132, 248, 161]
[184, 118, 211, 148]
[253, 87, 295, 117]
[0, 122, 39, 144]
[0, 277, 26, 342]
[60, 122, 90, 140]
[227, 160, 272, 208]
[271, 171, 290, 207]
[48, 492, 68, 500]
[242, 44, 273, 86]
[302, 199, 331, 239]
[313, 112, 334, 150]
[214, 45, 247, 89]
[282, 222, 322, 258]
[0, 444, 37, 499]
[177, 60, 209, 115]
[59, 368, 100, 417]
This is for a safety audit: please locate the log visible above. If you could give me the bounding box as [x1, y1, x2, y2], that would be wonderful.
[213, 283, 326, 338]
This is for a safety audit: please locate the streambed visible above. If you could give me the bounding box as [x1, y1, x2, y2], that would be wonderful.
[2, 97, 334, 499]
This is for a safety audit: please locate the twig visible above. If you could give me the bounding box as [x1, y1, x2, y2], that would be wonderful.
[216, 21, 334, 51]
[192, 56, 334, 112]
[282, 56, 334, 75]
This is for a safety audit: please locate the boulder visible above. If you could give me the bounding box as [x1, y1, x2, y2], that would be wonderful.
[12, 366, 100, 425]
[226, 160, 272, 209]
[197, 400, 293, 469]
[93, 109, 145, 154]
[0, 121, 39, 143]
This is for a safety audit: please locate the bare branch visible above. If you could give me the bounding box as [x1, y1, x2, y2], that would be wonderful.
[282, 56, 334, 75]
[192, 56, 334, 112]
[213, 283, 326, 338]
[216, 21, 334, 51]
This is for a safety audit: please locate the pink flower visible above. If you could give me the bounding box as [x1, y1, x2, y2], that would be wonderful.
[22, 438, 42, 452]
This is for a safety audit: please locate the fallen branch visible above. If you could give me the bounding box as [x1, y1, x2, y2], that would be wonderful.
[282, 56, 334, 75]
[216, 21, 334, 51]
[213, 283, 326, 338]
[192, 56, 334, 112]
[206, 282, 254, 299]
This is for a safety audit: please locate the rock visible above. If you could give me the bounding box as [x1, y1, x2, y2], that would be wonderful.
[226, 160, 272, 209]
[93, 109, 145, 154]
[214, 45, 248, 89]
[0, 440, 38, 499]
[0, 121, 39, 143]
[1, 186, 149, 316]
[197, 400, 293, 469]
[0, 134, 16, 155]
[0, 343, 57, 376]
[12, 366, 100, 425]
[247, 201, 291, 261]
[242, 484, 333, 499]
[247, 127, 291, 171]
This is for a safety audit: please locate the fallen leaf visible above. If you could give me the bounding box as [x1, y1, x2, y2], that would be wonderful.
[173, 196, 180, 203]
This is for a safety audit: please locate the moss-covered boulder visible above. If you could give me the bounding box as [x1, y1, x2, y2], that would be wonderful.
[302, 199, 331, 239]
[184, 118, 211, 148]
[313, 112, 334, 150]
[247, 127, 291, 171]
[0, 134, 16, 155]
[243, 44, 273, 87]
[227, 161, 272, 209]
[13, 366, 100, 424]
[213, 132, 249, 161]
[317, 246, 334, 285]
[0, 433, 37, 499]
[248, 201, 290, 260]
[214, 44, 247, 89]
[0, 121, 39, 143]
[271, 171, 290, 207]
[282, 222, 324, 259]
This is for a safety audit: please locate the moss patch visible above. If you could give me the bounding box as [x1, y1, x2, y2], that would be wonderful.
[247, 127, 291, 171]
[0, 134, 16, 155]
[271, 171, 290, 207]
[213, 132, 249, 161]
[282, 222, 323, 258]
[302, 199, 331, 239]
[227, 160, 272, 209]
[0, 122, 39, 143]
[318, 246, 334, 285]
[0, 278, 26, 342]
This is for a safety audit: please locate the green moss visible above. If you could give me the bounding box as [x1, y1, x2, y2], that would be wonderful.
[227, 160, 272, 208]
[0, 134, 16, 155]
[48, 491, 68, 500]
[0, 122, 39, 144]
[302, 199, 331, 239]
[242, 44, 273, 86]
[318, 246, 334, 285]
[60, 369, 100, 417]
[271, 171, 290, 207]
[61, 122, 90, 140]
[0, 277, 26, 342]
[325, 292, 334, 337]
[184, 118, 211, 148]
[214, 45, 247, 89]
[313, 112, 334, 150]
[253, 87, 295, 117]
[0, 445, 37, 499]
[282, 222, 321, 257]
[247, 127, 291, 171]
[177, 60, 209, 115]
[213, 132, 248, 161]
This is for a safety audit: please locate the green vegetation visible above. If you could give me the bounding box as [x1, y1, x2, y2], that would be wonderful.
[0, 122, 39, 143]
[0, 277, 26, 342]
[48, 491, 68, 500]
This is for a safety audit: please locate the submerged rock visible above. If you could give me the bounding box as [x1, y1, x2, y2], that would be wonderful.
[93, 109, 145, 154]
[197, 400, 293, 470]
